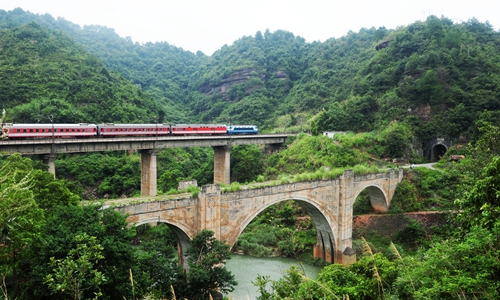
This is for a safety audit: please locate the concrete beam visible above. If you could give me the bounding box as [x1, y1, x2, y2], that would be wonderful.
[0, 135, 287, 155]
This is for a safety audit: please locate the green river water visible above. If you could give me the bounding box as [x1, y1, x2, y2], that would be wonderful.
[225, 254, 323, 300]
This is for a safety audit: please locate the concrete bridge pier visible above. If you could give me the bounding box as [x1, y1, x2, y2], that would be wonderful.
[213, 145, 231, 185]
[42, 153, 58, 177]
[140, 150, 158, 196]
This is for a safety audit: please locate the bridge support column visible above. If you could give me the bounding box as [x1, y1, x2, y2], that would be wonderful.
[213, 146, 231, 185]
[337, 170, 356, 265]
[42, 154, 58, 177]
[140, 150, 157, 196]
[197, 184, 222, 239]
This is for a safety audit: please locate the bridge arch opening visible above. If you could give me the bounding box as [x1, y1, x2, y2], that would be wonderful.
[353, 185, 388, 214]
[231, 199, 337, 264]
[133, 221, 191, 269]
[432, 144, 447, 162]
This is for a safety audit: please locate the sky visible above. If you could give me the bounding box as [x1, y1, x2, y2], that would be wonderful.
[2, 0, 499, 55]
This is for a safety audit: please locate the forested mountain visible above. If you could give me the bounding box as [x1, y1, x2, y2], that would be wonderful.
[0, 21, 161, 123]
[2, 8, 500, 145]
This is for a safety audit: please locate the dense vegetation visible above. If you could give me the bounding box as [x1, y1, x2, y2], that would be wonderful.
[253, 125, 500, 299]
[0, 155, 236, 299]
[2, 9, 500, 141]
[2, 6, 500, 299]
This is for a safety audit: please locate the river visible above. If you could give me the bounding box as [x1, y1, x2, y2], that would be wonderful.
[225, 255, 324, 300]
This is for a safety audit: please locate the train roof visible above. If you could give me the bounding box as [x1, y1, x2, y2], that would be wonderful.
[7, 123, 97, 127]
[97, 123, 169, 127]
[172, 124, 227, 127]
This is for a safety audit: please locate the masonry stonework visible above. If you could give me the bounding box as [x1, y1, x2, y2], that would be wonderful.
[117, 169, 403, 265]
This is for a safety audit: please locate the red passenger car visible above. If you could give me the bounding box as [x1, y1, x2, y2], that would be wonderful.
[97, 123, 171, 137]
[4, 123, 97, 139]
[171, 124, 227, 135]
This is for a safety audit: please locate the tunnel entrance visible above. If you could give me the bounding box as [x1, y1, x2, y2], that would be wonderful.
[432, 144, 447, 162]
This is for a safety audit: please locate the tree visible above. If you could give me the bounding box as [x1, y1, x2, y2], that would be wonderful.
[133, 223, 181, 299]
[44, 234, 106, 300]
[182, 230, 237, 300]
[231, 145, 263, 183]
[394, 225, 500, 299]
[0, 154, 44, 299]
[311, 102, 347, 136]
[25, 205, 137, 300]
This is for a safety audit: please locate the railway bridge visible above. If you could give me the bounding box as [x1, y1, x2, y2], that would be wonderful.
[0, 134, 286, 195]
[116, 168, 403, 266]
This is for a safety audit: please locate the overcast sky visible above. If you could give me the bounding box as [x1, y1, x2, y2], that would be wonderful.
[2, 0, 499, 55]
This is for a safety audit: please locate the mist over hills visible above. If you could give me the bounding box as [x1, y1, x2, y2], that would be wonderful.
[1, 8, 500, 144]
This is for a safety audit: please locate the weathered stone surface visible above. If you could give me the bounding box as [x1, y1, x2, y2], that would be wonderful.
[117, 168, 403, 265]
[197, 67, 289, 98]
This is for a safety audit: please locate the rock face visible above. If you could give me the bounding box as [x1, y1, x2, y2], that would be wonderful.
[375, 40, 390, 50]
[197, 68, 288, 99]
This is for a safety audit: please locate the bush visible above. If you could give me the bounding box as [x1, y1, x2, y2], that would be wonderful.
[393, 218, 426, 247]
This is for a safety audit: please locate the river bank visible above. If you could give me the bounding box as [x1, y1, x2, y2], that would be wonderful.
[225, 254, 323, 300]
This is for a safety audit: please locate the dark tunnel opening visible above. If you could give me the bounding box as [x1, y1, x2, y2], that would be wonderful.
[432, 144, 447, 161]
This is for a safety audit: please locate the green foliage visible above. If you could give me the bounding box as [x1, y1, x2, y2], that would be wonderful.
[393, 218, 426, 248]
[0, 154, 44, 299]
[3, 10, 500, 139]
[157, 148, 213, 194]
[389, 179, 422, 212]
[182, 230, 237, 300]
[456, 156, 500, 230]
[265, 135, 370, 178]
[26, 204, 137, 300]
[378, 121, 413, 158]
[230, 145, 264, 183]
[405, 167, 462, 210]
[256, 250, 399, 300]
[221, 182, 243, 193]
[133, 223, 180, 299]
[353, 190, 373, 214]
[393, 224, 500, 299]
[234, 201, 316, 258]
[56, 152, 140, 199]
[44, 233, 106, 300]
[0, 22, 161, 124]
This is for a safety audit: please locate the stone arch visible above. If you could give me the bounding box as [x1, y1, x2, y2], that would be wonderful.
[227, 197, 338, 263]
[134, 219, 192, 269]
[353, 184, 389, 213]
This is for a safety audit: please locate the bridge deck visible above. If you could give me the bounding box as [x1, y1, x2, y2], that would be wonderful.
[0, 134, 288, 155]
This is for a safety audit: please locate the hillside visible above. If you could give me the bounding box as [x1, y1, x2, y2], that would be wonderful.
[2, 9, 500, 146]
[0, 21, 160, 123]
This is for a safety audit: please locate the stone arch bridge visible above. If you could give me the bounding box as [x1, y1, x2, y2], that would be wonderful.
[117, 169, 403, 266]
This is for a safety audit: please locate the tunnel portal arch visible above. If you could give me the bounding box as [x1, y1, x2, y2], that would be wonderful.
[425, 138, 452, 162]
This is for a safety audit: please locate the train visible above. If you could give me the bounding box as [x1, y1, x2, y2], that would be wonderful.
[0, 123, 258, 139]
